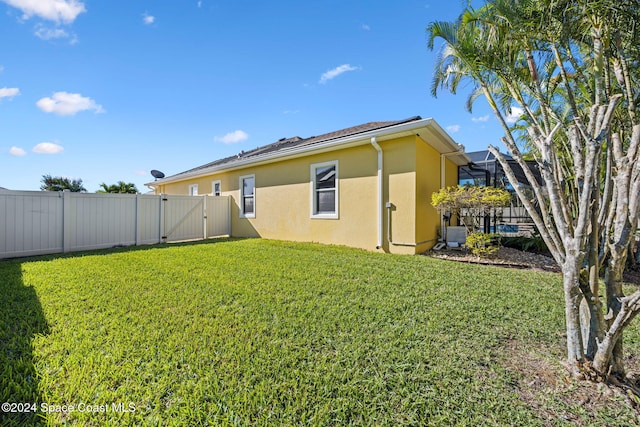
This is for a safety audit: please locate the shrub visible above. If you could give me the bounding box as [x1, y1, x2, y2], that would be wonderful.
[465, 232, 501, 257]
[431, 185, 511, 232]
[501, 232, 549, 255]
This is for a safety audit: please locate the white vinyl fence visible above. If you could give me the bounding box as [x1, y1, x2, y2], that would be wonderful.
[0, 191, 231, 259]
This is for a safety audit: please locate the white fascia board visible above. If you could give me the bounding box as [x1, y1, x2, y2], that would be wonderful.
[414, 120, 471, 166]
[148, 118, 468, 186]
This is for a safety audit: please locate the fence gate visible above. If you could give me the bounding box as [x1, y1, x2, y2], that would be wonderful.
[161, 195, 231, 243]
[206, 195, 231, 238]
[161, 195, 206, 242]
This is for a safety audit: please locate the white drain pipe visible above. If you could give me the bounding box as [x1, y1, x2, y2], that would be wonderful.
[371, 137, 383, 249]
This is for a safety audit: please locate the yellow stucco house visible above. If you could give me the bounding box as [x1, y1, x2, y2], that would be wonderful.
[148, 116, 469, 254]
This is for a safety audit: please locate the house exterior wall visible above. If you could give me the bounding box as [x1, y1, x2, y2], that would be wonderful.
[415, 138, 441, 253]
[156, 135, 457, 255]
[232, 145, 380, 249]
[159, 144, 387, 251]
[445, 157, 458, 187]
[380, 136, 417, 255]
[414, 138, 459, 253]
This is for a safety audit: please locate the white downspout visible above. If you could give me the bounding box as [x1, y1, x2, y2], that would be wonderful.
[371, 137, 383, 249]
[440, 154, 446, 240]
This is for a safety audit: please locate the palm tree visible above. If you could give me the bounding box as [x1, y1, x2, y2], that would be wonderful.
[427, 0, 640, 380]
[40, 175, 87, 192]
[97, 181, 139, 194]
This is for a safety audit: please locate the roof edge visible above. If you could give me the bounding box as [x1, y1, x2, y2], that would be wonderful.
[147, 117, 467, 187]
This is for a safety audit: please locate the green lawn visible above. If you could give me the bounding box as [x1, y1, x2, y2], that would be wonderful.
[1, 238, 639, 426]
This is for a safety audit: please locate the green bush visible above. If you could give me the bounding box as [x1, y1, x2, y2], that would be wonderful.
[502, 232, 549, 255]
[465, 232, 501, 257]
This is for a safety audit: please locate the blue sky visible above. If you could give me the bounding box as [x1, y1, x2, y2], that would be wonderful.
[0, 0, 509, 192]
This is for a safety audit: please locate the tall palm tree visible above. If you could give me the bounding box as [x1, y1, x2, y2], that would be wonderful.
[427, 0, 640, 380]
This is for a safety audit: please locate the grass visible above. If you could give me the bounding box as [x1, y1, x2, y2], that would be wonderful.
[1, 238, 639, 426]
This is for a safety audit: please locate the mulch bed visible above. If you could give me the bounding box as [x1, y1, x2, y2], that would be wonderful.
[425, 246, 561, 273]
[425, 246, 640, 285]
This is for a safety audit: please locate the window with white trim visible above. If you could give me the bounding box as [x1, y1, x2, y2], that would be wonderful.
[212, 180, 221, 196]
[239, 175, 255, 218]
[311, 161, 338, 218]
[189, 184, 198, 196]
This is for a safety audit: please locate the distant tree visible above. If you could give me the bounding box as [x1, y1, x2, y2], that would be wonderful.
[97, 181, 138, 194]
[40, 175, 86, 192]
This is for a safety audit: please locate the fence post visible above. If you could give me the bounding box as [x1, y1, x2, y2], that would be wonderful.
[135, 194, 141, 246]
[159, 194, 166, 243]
[226, 195, 232, 236]
[203, 195, 208, 240]
[62, 191, 72, 253]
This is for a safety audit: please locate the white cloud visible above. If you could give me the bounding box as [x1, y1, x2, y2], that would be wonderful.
[2, 0, 86, 24]
[34, 24, 71, 40]
[472, 114, 490, 123]
[33, 142, 64, 154]
[0, 87, 20, 99]
[9, 146, 26, 156]
[319, 64, 360, 84]
[214, 130, 249, 144]
[197, 1, 202, 8]
[143, 12, 155, 25]
[35, 26, 66, 39]
[446, 124, 461, 133]
[505, 107, 524, 124]
[361, 24, 370, 30]
[36, 91, 104, 116]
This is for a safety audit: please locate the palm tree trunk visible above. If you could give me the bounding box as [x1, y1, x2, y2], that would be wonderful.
[604, 255, 627, 376]
[563, 260, 586, 377]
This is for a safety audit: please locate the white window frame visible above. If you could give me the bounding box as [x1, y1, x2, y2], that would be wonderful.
[310, 160, 339, 219]
[211, 180, 221, 196]
[239, 174, 255, 218]
[189, 184, 199, 196]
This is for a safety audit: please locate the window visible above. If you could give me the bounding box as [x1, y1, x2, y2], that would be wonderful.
[212, 180, 221, 196]
[189, 184, 198, 196]
[311, 161, 338, 218]
[239, 175, 255, 218]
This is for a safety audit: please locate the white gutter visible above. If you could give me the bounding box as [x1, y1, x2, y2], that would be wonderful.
[370, 137, 383, 249]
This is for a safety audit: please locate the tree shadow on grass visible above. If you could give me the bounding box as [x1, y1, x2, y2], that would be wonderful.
[5, 236, 248, 264]
[0, 260, 49, 426]
[0, 236, 253, 425]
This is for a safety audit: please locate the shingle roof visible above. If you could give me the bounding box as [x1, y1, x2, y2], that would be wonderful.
[167, 116, 423, 179]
